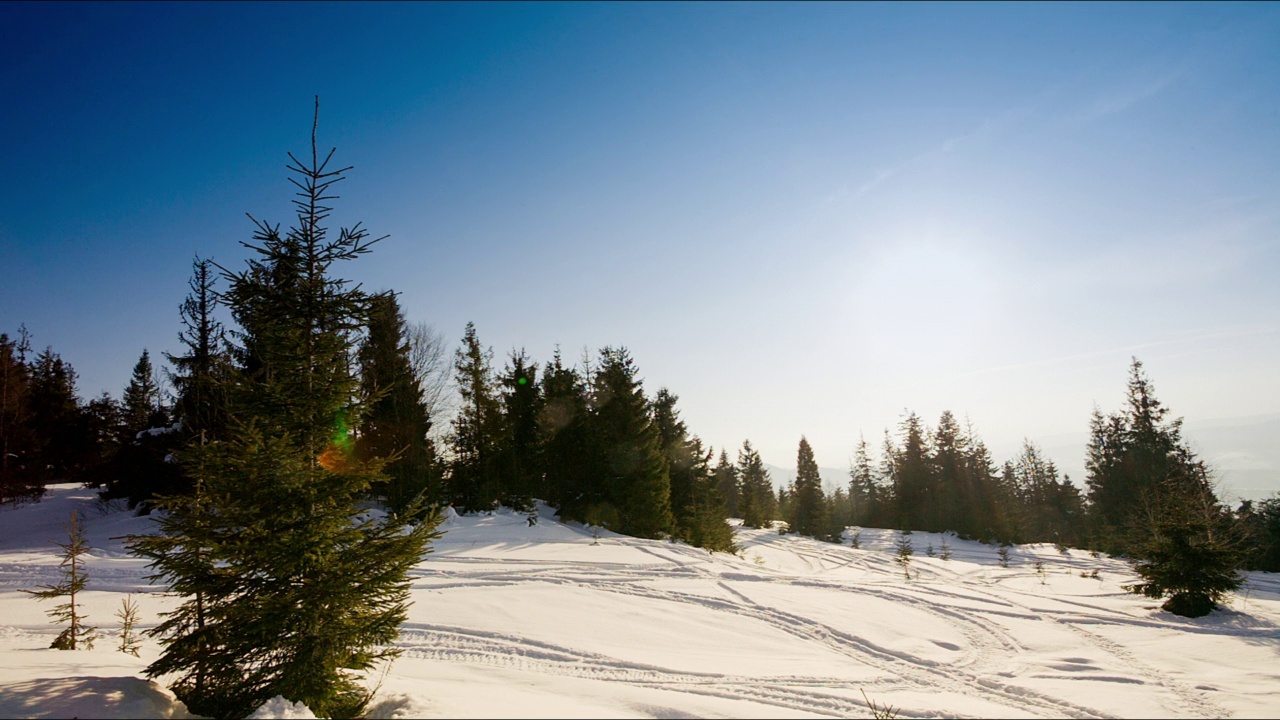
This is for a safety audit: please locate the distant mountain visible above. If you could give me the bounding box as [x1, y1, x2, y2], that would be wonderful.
[762, 463, 847, 494]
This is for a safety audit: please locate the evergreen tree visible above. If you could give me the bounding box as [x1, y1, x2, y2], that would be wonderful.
[651, 389, 732, 551]
[737, 440, 775, 528]
[106, 349, 183, 507]
[121, 349, 166, 436]
[1087, 358, 1219, 555]
[448, 322, 505, 513]
[167, 256, 232, 443]
[788, 436, 826, 538]
[890, 412, 930, 531]
[499, 349, 541, 511]
[0, 330, 40, 503]
[1006, 440, 1084, 546]
[358, 293, 437, 513]
[588, 347, 673, 538]
[713, 449, 739, 518]
[1126, 463, 1243, 616]
[537, 349, 593, 518]
[848, 434, 878, 527]
[1236, 496, 1280, 572]
[24, 511, 97, 649]
[28, 347, 90, 485]
[130, 106, 438, 719]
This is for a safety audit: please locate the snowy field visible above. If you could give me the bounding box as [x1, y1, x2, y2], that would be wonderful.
[2, 485, 1279, 718]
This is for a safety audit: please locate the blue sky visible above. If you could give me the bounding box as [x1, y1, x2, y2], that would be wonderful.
[2, 2, 1278, 487]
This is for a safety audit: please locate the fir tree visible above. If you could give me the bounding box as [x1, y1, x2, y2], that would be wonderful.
[713, 449, 740, 518]
[358, 293, 437, 513]
[849, 434, 878, 527]
[894, 530, 913, 579]
[121, 349, 165, 436]
[788, 436, 826, 538]
[27, 347, 88, 485]
[499, 349, 541, 511]
[106, 349, 182, 508]
[167, 256, 231, 443]
[1126, 472, 1244, 617]
[538, 349, 593, 518]
[0, 330, 40, 503]
[23, 511, 97, 650]
[131, 103, 438, 719]
[117, 594, 142, 657]
[651, 388, 731, 549]
[589, 347, 673, 538]
[737, 440, 775, 529]
[448, 322, 504, 513]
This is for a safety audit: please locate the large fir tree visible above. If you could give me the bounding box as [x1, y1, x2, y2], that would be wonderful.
[588, 347, 673, 538]
[737, 440, 775, 529]
[499, 349, 541, 511]
[130, 105, 438, 719]
[358, 293, 437, 513]
[788, 436, 826, 538]
[448, 322, 505, 513]
[0, 331, 40, 503]
[652, 389, 733, 550]
[538, 349, 593, 518]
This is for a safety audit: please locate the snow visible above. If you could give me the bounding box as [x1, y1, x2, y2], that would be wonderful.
[2, 484, 1279, 718]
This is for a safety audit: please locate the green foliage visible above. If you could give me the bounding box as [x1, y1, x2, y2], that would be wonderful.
[997, 544, 1011, 568]
[23, 511, 97, 650]
[499, 349, 541, 511]
[1126, 483, 1244, 618]
[359, 293, 437, 514]
[788, 436, 826, 538]
[117, 594, 142, 657]
[167, 256, 232, 444]
[130, 108, 438, 719]
[652, 389, 734, 552]
[0, 330, 41, 503]
[448, 322, 505, 513]
[537, 350, 593, 518]
[589, 348, 673, 539]
[737, 440, 775, 529]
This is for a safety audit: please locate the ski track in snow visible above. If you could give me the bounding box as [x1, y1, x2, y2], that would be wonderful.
[408, 533, 1182, 718]
[4, 491, 1279, 718]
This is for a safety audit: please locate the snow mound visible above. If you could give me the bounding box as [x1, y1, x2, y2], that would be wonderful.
[246, 695, 317, 719]
[0, 676, 196, 719]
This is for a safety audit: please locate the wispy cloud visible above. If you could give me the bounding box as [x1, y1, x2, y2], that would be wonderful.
[1061, 68, 1185, 128]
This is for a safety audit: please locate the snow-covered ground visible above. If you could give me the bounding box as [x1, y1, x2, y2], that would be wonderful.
[2, 484, 1279, 718]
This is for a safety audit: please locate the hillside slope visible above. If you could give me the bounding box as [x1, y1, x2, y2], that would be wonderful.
[1, 485, 1278, 718]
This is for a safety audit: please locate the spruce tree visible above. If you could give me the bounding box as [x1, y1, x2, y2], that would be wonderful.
[651, 390, 733, 551]
[737, 440, 775, 529]
[538, 349, 593, 518]
[24, 511, 97, 649]
[713, 449, 739, 518]
[1086, 358, 1206, 553]
[848, 434, 878, 527]
[588, 347, 673, 538]
[890, 412, 930, 532]
[167, 256, 231, 444]
[499, 349, 541, 511]
[27, 347, 88, 485]
[789, 436, 826, 538]
[0, 331, 40, 503]
[107, 349, 182, 507]
[121, 349, 165, 436]
[358, 293, 437, 513]
[130, 104, 438, 719]
[448, 322, 505, 513]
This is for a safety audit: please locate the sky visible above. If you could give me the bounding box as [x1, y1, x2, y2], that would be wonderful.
[2, 2, 1278, 491]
